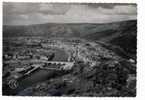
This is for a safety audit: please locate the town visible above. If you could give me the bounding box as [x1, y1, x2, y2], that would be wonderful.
[3, 37, 135, 96]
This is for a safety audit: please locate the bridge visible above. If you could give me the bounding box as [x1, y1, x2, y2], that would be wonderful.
[4, 59, 74, 75]
[24, 61, 74, 75]
[4, 59, 73, 64]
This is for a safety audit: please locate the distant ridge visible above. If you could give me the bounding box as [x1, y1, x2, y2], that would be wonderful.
[3, 20, 137, 56]
[3, 20, 136, 38]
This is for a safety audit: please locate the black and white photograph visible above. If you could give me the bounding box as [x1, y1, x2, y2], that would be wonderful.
[2, 2, 137, 97]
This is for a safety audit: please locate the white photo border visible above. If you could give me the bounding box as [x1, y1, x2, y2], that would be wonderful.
[1, 0, 145, 100]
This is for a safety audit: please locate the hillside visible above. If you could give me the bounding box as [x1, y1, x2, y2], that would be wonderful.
[3, 20, 136, 38]
[3, 20, 137, 96]
[3, 20, 137, 57]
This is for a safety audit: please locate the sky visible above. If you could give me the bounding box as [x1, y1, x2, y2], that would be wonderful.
[3, 3, 137, 25]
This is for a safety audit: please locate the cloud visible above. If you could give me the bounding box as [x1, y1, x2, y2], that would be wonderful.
[39, 3, 70, 15]
[3, 3, 137, 25]
[97, 5, 137, 15]
[3, 3, 70, 15]
[87, 3, 116, 9]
